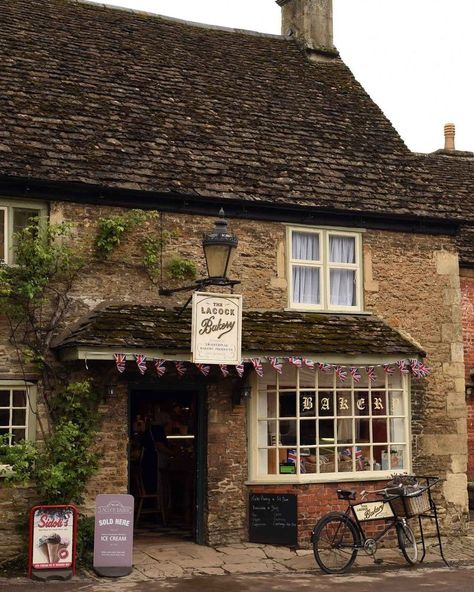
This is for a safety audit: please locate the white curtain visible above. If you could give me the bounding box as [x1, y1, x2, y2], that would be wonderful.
[293, 266, 320, 304]
[329, 236, 355, 306]
[292, 232, 320, 304]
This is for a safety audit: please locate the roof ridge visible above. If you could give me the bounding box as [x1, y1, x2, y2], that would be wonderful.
[75, 0, 285, 40]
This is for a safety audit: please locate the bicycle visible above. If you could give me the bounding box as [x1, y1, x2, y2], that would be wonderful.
[311, 478, 441, 574]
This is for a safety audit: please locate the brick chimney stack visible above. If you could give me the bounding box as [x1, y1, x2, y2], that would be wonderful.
[276, 0, 336, 54]
[444, 123, 456, 151]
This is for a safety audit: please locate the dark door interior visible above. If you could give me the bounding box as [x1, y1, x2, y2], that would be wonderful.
[129, 389, 202, 539]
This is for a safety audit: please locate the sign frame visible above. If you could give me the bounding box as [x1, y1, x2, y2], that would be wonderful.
[352, 500, 395, 522]
[28, 504, 77, 581]
[191, 292, 242, 365]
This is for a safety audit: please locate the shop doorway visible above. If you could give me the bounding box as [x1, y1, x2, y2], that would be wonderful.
[129, 387, 206, 543]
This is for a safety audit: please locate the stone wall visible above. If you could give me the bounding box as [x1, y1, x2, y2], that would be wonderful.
[461, 271, 474, 480]
[0, 202, 468, 555]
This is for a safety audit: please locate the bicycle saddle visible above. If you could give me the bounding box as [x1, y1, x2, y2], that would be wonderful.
[337, 489, 356, 500]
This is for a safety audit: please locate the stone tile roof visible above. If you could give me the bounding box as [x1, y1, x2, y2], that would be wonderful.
[53, 304, 424, 357]
[0, 1, 472, 262]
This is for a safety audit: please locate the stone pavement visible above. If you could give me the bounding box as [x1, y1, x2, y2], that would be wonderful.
[82, 525, 474, 582]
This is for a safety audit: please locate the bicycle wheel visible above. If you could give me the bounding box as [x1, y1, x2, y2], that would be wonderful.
[312, 513, 359, 574]
[397, 521, 418, 565]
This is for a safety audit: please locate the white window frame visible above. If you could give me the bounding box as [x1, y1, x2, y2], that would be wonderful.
[248, 367, 411, 484]
[287, 226, 363, 312]
[0, 207, 7, 263]
[0, 381, 37, 473]
[0, 199, 48, 265]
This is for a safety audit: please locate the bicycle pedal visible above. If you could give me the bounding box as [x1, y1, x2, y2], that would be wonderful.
[373, 558, 383, 564]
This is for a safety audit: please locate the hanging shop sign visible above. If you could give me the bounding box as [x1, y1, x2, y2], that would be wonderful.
[93, 494, 134, 577]
[28, 504, 77, 581]
[192, 292, 242, 365]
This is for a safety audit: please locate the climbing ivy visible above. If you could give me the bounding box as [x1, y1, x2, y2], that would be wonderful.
[167, 256, 197, 281]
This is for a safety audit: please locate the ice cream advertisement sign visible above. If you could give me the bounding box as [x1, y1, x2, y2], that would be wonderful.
[29, 505, 77, 580]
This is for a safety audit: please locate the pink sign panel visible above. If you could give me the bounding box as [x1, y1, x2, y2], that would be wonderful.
[93, 494, 134, 577]
[28, 505, 77, 579]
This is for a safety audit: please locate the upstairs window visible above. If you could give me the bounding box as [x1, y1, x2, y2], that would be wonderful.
[288, 227, 362, 312]
[0, 383, 36, 446]
[0, 200, 47, 264]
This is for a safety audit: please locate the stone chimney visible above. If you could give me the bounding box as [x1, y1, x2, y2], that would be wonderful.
[276, 0, 336, 54]
[444, 123, 455, 151]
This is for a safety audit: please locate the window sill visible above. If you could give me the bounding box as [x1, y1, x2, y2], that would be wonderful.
[246, 471, 408, 486]
[284, 308, 372, 316]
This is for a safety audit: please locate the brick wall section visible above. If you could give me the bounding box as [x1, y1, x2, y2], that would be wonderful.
[0, 203, 468, 555]
[461, 272, 474, 480]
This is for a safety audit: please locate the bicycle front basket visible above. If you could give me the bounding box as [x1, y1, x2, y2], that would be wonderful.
[389, 490, 431, 518]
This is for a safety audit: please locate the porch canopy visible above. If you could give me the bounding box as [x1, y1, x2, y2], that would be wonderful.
[52, 304, 424, 364]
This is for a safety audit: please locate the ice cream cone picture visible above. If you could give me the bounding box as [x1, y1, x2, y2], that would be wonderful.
[38, 537, 50, 562]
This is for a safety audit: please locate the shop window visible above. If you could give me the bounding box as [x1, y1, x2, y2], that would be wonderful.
[251, 365, 410, 482]
[0, 200, 47, 264]
[287, 227, 363, 311]
[0, 383, 36, 448]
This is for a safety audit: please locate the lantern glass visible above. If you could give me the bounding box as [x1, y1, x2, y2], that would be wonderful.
[204, 243, 235, 279]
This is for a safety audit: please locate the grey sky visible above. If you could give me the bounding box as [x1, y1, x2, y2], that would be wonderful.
[90, 0, 474, 154]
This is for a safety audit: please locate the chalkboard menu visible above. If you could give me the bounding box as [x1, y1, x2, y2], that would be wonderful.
[249, 493, 297, 546]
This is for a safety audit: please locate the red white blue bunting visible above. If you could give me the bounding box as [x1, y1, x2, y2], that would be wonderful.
[112, 356, 431, 380]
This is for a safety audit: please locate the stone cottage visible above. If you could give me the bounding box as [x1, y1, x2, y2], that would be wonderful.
[0, 0, 472, 559]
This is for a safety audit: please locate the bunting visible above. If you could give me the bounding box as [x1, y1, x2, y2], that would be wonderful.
[350, 367, 361, 383]
[196, 363, 210, 376]
[110, 355, 430, 380]
[135, 354, 147, 375]
[268, 357, 283, 374]
[154, 359, 166, 377]
[251, 358, 264, 377]
[114, 353, 126, 374]
[175, 361, 186, 376]
[219, 364, 230, 377]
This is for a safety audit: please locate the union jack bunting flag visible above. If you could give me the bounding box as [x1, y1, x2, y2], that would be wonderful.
[175, 361, 186, 376]
[397, 360, 410, 374]
[114, 353, 126, 373]
[335, 366, 347, 382]
[154, 359, 166, 377]
[268, 357, 283, 374]
[365, 366, 376, 383]
[318, 363, 333, 373]
[350, 367, 361, 383]
[303, 358, 315, 369]
[235, 363, 245, 378]
[196, 363, 210, 376]
[411, 361, 430, 379]
[383, 363, 395, 375]
[219, 364, 230, 377]
[251, 358, 264, 377]
[135, 354, 147, 375]
[288, 357, 303, 368]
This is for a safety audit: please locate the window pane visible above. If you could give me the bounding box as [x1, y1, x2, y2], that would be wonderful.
[355, 393, 369, 416]
[319, 448, 335, 473]
[292, 232, 320, 261]
[300, 419, 316, 445]
[12, 428, 25, 443]
[279, 421, 296, 446]
[318, 392, 334, 417]
[390, 418, 405, 442]
[319, 419, 335, 444]
[355, 419, 370, 443]
[373, 419, 388, 443]
[293, 266, 320, 304]
[0, 210, 5, 261]
[329, 235, 355, 263]
[371, 393, 386, 416]
[300, 392, 316, 416]
[259, 448, 278, 475]
[0, 409, 9, 426]
[12, 390, 27, 407]
[337, 393, 352, 416]
[337, 419, 352, 444]
[12, 409, 26, 426]
[13, 208, 39, 235]
[338, 447, 353, 472]
[279, 392, 296, 417]
[389, 391, 404, 415]
[389, 446, 406, 470]
[0, 391, 10, 407]
[301, 447, 317, 474]
[329, 269, 356, 306]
